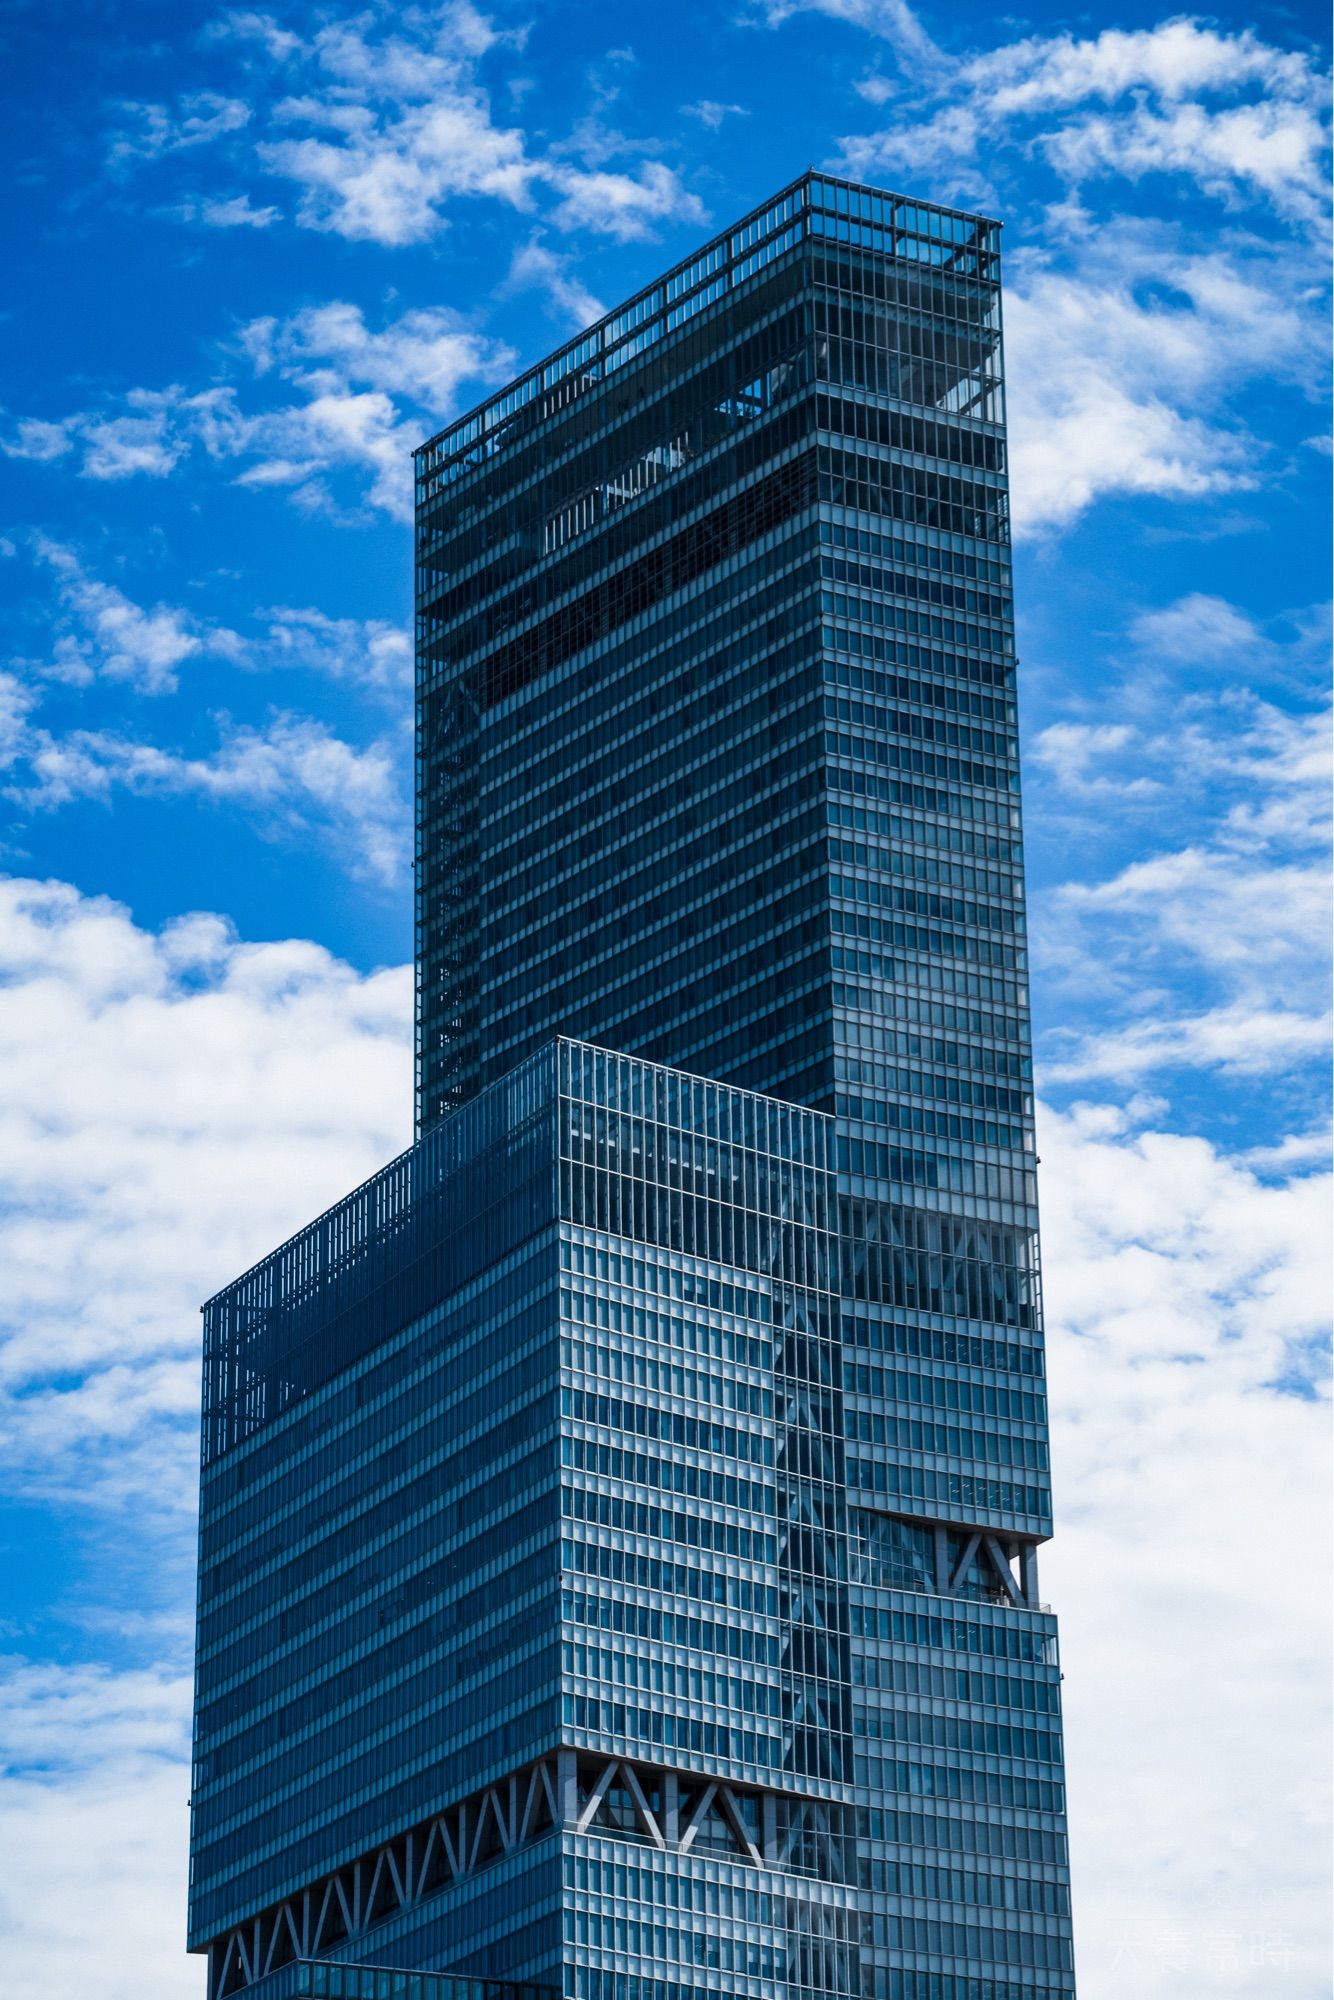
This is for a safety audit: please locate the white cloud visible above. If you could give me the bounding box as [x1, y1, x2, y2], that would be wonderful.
[1034, 687, 1331, 1086]
[1059, 841, 1329, 983]
[1214, 702, 1333, 850]
[3, 300, 509, 520]
[970, 19, 1318, 113]
[198, 192, 281, 228]
[117, 4, 705, 251]
[14, 539, 407, 719]
[2, 393, 200, 484]
[1038, 1097, 1331, 1998]
[1028, 579, 1330, 1070]
[241, 299, 509, 415]
[761, 0, 941, 67]
[0, 1658, 192, 1772]
[0, 881, 411, 2000]
[0, 591, 409, 873]
[545, 159, 706, 242]
[247, 10, 537, 246]
[830, 17, 1330, 225]
[0, 672, 40, 767]
[1045, 95, 1330, 222]
[229, 382, 416, 515]
[260, 96, 533, 246]
[2, 417, 76, 465]
[259, 606, 411, 695]
[1030, 721, 1143, 791]
[109, 91, 251, 167]
[18, 711, 408, 886]
[34, 540, 244, 696]
[1240, 1128, 1333, 1176]
[681, 100, 748, 131]
[206, 9, 306, 63]
[1001, 226, 1323, 536]
[76, 390, 190, 482]
[0, 1660, 200, 1999]
[506, 237, 606, 331]
[0, 877, 411, 1514]
[1041, 999, 1333, 1084]
[1129, 590, 1267, 664]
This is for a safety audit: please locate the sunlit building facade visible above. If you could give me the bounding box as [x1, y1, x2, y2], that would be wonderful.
[191, 173, 1075, 2000]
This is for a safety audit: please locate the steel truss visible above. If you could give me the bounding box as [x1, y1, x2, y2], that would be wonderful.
[204, 1750, 826, 1997]
[932, 1524, 1041, 1606]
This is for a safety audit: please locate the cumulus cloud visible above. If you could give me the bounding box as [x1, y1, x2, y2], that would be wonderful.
[544, 160, 707, 242]
[506, 237, 606, 331]
[761, 0, 941, 68]
[3, 300, 509, 520]
[1002, 225, 1324, 536]
[829, 17, 1330, 226]
[0, 880, 409, 1993]
[125, 2, 706, 251]
[17, 711, 408, 886]
[0, 877, 412, 1514]
[258, 606, 411, 695]
[0, 1661, 199, 1999]
[1038, 1097, 1330, 1997]
[1032, 644, 1331, 1090]
[34, 539, 244, 695]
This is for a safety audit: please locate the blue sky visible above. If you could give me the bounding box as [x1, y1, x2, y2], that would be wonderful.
[0, 2, 1329, 1993]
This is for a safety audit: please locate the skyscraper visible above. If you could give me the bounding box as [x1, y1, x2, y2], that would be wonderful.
[190, 172, 1075, 2000]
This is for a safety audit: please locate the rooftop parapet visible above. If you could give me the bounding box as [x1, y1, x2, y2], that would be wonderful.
[201, 1037, 835, 1465]
[415, 170, 1001, 497]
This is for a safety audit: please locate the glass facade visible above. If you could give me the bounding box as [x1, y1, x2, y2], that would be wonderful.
[192, 171, 1074, 2000]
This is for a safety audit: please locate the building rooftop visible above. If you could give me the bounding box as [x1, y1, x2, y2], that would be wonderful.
[415, 168, 1001, 485]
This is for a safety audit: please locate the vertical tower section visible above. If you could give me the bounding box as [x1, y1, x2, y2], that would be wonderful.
[808, 192, 1074, 1993]
[414, 179, 828, 1134]
[412, 174, 1075, 1988]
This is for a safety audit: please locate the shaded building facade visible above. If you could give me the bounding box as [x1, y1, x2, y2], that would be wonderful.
[191, 173, 1075, 2000]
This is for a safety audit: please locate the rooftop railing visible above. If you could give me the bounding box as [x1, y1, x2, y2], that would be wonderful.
[415, 171, 1001, 496]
